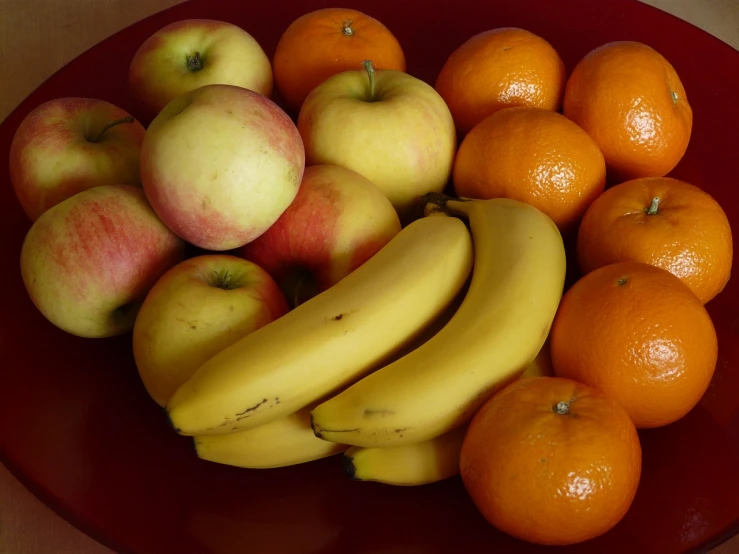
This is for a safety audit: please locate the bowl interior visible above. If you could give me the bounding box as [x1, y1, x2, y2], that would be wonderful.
[1, 0, 739, 553]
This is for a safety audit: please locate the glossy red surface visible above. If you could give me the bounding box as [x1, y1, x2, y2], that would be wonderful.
[1, 0, 738, 553]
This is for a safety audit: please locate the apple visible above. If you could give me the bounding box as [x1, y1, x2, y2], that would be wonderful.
[128, 19, 273, 123]
[238, 164, 402, 306]
[20, 184, 186, 339]
[132, 255, 289, 406]
[140, 83, 305, 251]
[9, 97, 145, 221]
[297, 60, 457, 220]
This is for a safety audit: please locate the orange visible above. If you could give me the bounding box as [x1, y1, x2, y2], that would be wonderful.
[460, 376, 641, 546]
[452, 106, 606, 233]
[273, 8, 406, 112]
[435, 27, 566, 136]
[563, 41, 692, 181]
[550, 261, 718, 429]
[577, 177, 733, 304]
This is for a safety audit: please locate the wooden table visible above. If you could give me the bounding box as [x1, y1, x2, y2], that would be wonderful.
[0, 1, 738, 553]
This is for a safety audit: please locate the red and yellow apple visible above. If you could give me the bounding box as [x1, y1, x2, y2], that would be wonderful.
[132, 255, 289, 406]
[140, 83, 305, 251]
[238, 164, 401, 305]
[20, 184, 186, 338]
[128, 19, 273, 122]
[297, 61, 457, 219]
[9, 97, 145, 221]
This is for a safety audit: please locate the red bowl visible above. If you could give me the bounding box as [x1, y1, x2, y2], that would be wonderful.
[2, 0, 739, 552]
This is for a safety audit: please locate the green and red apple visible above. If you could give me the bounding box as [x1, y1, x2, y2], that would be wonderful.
[297, 61, 457, 220]
[140, 83, 305, 251]
[132, 255, 289, 406]
[9, 97, 145, 221]
[238, 164, 401, 306]
[20, 184, 186, 338]
[128, 19, 273, 122]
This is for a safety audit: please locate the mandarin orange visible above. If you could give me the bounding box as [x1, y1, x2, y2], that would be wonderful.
[273, 8, 405, 112]
[550, 261, 718, 429]
[577, 177, 732, 304]
[452, 106, 606, 233]
[435, 28, 565, 136]
[460, 376, 641, 546]
[563, 41, 692, 180]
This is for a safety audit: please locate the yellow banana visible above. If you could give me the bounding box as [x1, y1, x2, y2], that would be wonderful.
[521, 339, 554, 378]
[311, 197, 566, 447]
[341, 345, 555, 485]
[343, 425, 467, 486]
[194, 407, 345, 469]
[167, 214, 473, 436]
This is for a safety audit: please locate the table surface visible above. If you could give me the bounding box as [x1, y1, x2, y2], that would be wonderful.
[1, 1, 738, 553]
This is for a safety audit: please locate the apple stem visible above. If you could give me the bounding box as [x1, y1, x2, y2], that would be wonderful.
[646, 197, 660, 215]
[91, 116, 134, 142]
[342, 20, 354, 36]
[362, 60, 376, 102]
[212, 270, 235, 290]
[186, 51, 203, 72]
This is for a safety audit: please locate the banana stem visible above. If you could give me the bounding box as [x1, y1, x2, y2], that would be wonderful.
[423, 203, 449, 217]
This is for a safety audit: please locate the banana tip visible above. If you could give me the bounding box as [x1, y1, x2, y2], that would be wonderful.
[162, 406, 181, 434]
[341, 454, 358, 480]
[309, 411, 322, 439]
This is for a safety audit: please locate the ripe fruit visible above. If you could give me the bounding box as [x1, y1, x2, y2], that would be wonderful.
[273, 8, 406, 112]
[20, 185, 186, 338]
[166, 215, 474, 436]
[132, 255, 290, 407]
[342, 425, 468, 486]
[435, 27, 566, 136]
[521, 340, 554, 378]
[140, 84, 305, 251]
[577, 177, 733, 304]
[128, 19, 273, 122]
[238, 164, 402, 306]
[460, 376, 642, 546]
[550, 261, 718, 429]
[193, 407, 346, 469]
[9, 97, 145, 221]
[310, 197, 566, 448]
[297, 62, 456, 219]
[453, 106, 606, 232]
[563, 41, 692, 180]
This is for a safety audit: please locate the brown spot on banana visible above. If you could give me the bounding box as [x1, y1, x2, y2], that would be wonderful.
[363, 408, 395, 419]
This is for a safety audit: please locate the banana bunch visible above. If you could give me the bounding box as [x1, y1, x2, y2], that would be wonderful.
[167, 213, 474, 436]
[170, 196, 566, 485]
[192, 338, 555, 477]
[311, 196, 566, 447]
[193, 406, 347, 469]
[343, 425, 469, 486]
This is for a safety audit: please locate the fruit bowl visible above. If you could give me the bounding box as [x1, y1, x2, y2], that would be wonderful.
[1, 0, 739, 552]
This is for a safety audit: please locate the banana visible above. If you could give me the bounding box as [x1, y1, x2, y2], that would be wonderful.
[342, 343, 555, 485]
[194, 407, 345, 469]
[167, 214, 473, 436]
[521, 339, 554, 379]
[343, 425, 467, 486]
[311, 197, 566, 448]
